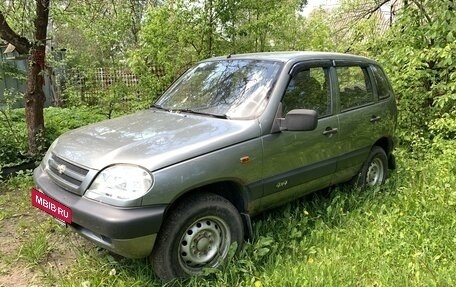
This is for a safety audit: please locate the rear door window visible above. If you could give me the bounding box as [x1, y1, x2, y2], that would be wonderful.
[371, 65, 394, 100]
[336, 66, 374, 111]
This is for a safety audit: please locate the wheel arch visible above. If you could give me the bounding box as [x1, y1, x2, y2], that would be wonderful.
[167, 181, 247, 213]
[160, 180, 253, 239]
[374, 136, 393, 154]
[374, 136, 396, 169]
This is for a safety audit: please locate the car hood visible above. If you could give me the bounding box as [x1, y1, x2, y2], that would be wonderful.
[52, 109, 261, 171]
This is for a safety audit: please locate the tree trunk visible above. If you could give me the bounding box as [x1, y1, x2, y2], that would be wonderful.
[0, 0, 50, 156]
[24, 0, 50, 155]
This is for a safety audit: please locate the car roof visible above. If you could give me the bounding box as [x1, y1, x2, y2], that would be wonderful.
[205, 51, 378, 65]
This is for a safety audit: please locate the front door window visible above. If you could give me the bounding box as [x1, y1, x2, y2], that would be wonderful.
[282, 67, 331, 117]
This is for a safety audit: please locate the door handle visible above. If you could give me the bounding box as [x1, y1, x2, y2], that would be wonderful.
[322, 127, 338, 136]
[370, 115, 381, 123]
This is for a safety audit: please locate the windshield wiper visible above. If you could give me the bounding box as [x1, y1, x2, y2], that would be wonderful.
[175, 108, 227, 119]
[151, 104, 171, 112]
[152, 105, 227, 119]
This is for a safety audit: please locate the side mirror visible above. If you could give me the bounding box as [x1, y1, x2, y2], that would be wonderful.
[279, 109, 318, 131]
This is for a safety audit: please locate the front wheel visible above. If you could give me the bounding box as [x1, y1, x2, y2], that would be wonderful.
[150, 192, 244, 281]
[354, 146, 388, 189]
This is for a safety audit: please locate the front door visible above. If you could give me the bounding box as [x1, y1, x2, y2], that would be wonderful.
[259, 63, 340, 209]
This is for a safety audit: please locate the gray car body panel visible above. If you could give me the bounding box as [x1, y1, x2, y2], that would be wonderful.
[53, 109, 261, 171]
[33, 51, 397, 259]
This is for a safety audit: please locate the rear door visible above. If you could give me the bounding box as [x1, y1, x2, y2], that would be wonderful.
[333, 62, 388, 182]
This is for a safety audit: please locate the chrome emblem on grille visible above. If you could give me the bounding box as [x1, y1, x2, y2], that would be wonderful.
[57, 164, 66, 174]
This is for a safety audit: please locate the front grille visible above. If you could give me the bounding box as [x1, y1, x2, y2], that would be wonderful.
[47, 154, 89, 195]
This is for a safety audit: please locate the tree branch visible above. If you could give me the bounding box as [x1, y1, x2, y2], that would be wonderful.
[0, 10, 31, 54]
[410, 0, 432, 23]
[335, 0, 391, 36]
[332, 0, 393, 53]
[361, 0, 391, 20]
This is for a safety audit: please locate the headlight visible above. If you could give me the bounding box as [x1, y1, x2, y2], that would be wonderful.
[42, 139, 59, 170]
[85, 164, 153, 206]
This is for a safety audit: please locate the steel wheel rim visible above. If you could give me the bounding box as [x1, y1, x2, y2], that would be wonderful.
[366, 157, 384, 186]
[178, 216, 231, 274]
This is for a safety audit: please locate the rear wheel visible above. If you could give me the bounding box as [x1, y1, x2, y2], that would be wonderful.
[354, 146, 388, 189]
[151, 192, 244, 281]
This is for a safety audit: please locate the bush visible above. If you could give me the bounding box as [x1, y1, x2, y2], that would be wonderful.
[0, 107, 107, 170]
[43, 107, 107, 145]
[373, 2, 456, 151]
[0, 91, 28, 169]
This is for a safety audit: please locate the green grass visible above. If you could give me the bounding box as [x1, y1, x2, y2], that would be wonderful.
[0, 143, 455, 286]
[0, 107, 108, 168]
[19, 228, 51, 266]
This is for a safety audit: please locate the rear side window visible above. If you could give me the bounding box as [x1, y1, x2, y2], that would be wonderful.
[336, 66, 374, 111]
[371, 65, 393, 100]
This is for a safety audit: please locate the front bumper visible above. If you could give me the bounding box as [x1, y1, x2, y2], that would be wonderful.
[33, 166, 167, 258]
[70, 223, 157, 259]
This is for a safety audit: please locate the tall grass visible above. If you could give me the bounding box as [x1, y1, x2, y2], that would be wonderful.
[1, 141, 455, 287]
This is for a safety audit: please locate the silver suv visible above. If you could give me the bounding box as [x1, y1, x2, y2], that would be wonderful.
[32, 52, 397, 280]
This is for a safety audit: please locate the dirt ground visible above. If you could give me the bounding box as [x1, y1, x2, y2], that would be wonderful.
[0, 200, 89, 287]
[0, 215, 34, 287]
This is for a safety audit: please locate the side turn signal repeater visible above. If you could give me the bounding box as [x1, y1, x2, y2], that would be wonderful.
[240, 156, 250, 164]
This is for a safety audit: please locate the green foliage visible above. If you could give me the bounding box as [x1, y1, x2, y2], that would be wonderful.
[2, 1, 456, 285]
[0, 61, 27, 82]
[329, 0, 456, 151]
[0, 91, 27, 168]
[129, 0, 308, 95]
[0, 107, 107, 169]
[43, 107, 107, 144]
[0, 0, 36, 40]
[61, 68, 151, 118]
[371, 1, 456, 149]
[295, 9, 336, 51]
[96, 82, 144, 119]
[47, 1, 162, 112]
[331, 0, 387, 55]
[51, 0, 156, 68]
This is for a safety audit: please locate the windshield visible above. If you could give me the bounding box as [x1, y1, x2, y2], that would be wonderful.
[155, 59, 283, 119]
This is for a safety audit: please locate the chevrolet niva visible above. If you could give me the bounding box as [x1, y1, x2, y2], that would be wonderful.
[32, 51, 397, 280]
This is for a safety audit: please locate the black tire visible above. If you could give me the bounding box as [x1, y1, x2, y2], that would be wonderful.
[150, 192, 244, 281]
[354, 146, 388, 190]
